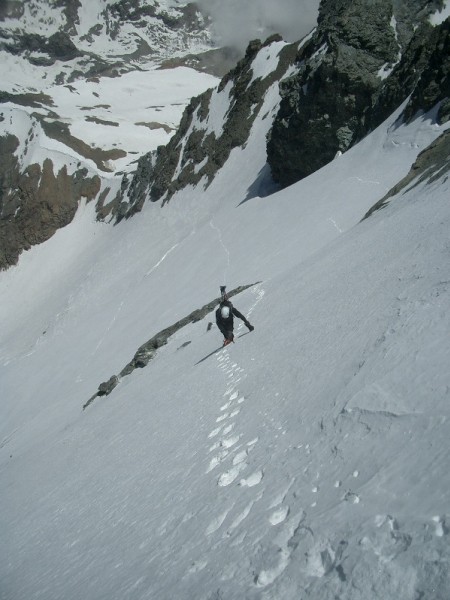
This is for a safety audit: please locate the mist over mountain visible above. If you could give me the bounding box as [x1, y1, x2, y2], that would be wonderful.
[196, 0, 320, 51]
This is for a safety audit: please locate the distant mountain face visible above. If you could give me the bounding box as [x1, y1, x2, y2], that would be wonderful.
[0, 0, 225, 270]
[1, 0, 449, 270]
[0, 0, 214, 88]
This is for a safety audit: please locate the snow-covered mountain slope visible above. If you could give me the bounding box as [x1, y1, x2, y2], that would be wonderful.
[1, 82, 449, 598]
[0, 66, 219, 173]
[0, 0, 222, 167]
[123, 36, 301, 215]
[2, 1, 448, 271]
[0, 0, 221, 269]
[2, 1, 450, 598]
[126, 5, 450, 214]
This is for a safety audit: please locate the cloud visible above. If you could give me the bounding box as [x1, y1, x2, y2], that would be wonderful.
[197, 0, 320, 52]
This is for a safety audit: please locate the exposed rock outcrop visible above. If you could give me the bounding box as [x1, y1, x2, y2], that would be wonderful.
[0, 133, 101, 269]
[403, 18, 450, 123]
[121, 36, 299, 217]
[0, 101, 127, 269]
[83, 283, 259, 409]
[122, 1, 449, 213]
[363, 129, 450, 219]
[267, 0, 447, 188]
[4, 31, 81, 65]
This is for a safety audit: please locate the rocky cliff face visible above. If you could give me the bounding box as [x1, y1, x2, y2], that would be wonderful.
[121, 36, 300, 216]
[267, 0, 447, 187]
[124, 0, 449, 212]
[0, 110, 107, 269]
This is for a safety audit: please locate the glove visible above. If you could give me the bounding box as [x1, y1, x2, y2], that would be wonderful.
[247, 324, 254, 331]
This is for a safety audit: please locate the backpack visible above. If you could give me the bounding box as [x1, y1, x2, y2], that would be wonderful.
[220, 305, 231, 319]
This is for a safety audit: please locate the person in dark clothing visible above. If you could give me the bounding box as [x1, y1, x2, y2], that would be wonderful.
[216, 299, 254, 346]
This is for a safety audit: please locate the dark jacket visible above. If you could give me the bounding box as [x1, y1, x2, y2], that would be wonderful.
[215, 300, 252, 340]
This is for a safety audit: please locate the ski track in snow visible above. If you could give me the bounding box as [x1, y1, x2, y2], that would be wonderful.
[328, 217, 343, 233]
[209, 220, 230, 284]
[144, 242, 180, 277]
[77, 242, 181, 379]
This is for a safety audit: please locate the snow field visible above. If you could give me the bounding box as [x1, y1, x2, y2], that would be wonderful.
[1, 57, 450, 600]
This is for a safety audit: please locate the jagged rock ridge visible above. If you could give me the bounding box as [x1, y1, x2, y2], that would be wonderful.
[121, 35, 300, 216]
[267, 0, 449, 187]
[123, 0, 449, 212]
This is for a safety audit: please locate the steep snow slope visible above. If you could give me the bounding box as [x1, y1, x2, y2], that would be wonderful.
[1, 85, 449, 599]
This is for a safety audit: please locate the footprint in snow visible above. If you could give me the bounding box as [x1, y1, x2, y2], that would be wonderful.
[187, 560, 208, 574]
[224, 499, 256, 537]
[208, 426, 223, 439]
[239, 470, 263, 488]
[216, 413, 229, 423]
[209, 440, 222, 452]
[206, 449, 229, 473]
[221, 434, 240, 449]
[269, 505, 290, 526]
[432, 515, 448, 537]
[222, 423, 235, 435]
[342, 490, 360, 504]
[254, 512, 306, 588]
[205, 506, 233, 535]
[209, 434, 240, 453]
[232, 450, 248, 466]
[218, 463, 247, 487]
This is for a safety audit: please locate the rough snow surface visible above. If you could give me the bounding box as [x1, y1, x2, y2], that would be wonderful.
[2, 112, 450, 599]
[1, 54, 450, 600]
